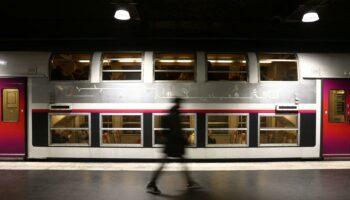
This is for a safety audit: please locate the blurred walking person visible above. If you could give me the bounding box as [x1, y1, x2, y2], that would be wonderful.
[146, 97, 200, 194]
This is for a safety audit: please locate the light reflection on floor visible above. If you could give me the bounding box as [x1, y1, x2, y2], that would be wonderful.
[1, 161, 350, 171]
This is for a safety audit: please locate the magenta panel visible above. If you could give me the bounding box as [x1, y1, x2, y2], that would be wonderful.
[323, 79, 350, 155]
[0, 78, 26, 156]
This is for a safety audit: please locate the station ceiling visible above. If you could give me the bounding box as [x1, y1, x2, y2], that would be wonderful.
[1, 0, 350, 52]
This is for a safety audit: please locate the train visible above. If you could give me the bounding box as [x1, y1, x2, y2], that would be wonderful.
[0, 51, 349, 160]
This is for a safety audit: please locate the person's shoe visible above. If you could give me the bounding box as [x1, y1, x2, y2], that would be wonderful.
[187, 181, 201, 189]
[146, 183, 161, 195]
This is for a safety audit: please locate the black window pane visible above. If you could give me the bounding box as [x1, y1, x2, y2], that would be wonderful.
[257, 54, 298, 81]
[50, 53, 91, 81]
[207, 53, 248, 81]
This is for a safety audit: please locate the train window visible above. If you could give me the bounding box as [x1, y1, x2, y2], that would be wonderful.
[153, 113, 196, 146]
[49, 114, 90, 146]
[206, 53, 248, 81]
[329, 90, 346, 122]
[257, 54, 298, 81]
[2, 89, 19, 122]
[259, 114, 299, 146]
[206, 114, 248, 146]
[101, 114, 142, 146]
[154, 53, 195, 81]
[49, 53, 92, 81]
[101, 53, 143, 81]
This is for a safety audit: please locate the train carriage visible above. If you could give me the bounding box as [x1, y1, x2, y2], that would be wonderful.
[0, 51, 349, 160]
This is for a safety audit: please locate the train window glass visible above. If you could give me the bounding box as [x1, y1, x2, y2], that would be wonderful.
[154, 53, 195, 81]
[207, 53, 248, 81]
[101, 53, 143, 81]
[206, 114, 248, 146]
[49, 53, 92, 81]
[2, 89, 19, 122]
[153, 113, 196, 146]
[101, 114, 142, 146]
[49, 114, 90, 146]
[259, 114, 299, 146]
[329, 90, 346, 122]
[257, 54, 298, 81]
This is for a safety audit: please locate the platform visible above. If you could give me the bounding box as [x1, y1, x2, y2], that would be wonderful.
[1, 161, 350, 200]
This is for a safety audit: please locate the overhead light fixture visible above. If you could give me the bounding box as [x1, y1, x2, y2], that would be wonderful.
[114, 9, 130, 20]
[0, 59, 7, 65]
[302, 12, 319, 23]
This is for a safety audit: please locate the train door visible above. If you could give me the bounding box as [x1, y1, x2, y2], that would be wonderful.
[323, 79, 350, 156]
[0, 78, 26, 158]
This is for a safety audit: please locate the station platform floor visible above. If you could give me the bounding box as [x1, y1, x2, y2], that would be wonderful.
[1, 161, 350, 200]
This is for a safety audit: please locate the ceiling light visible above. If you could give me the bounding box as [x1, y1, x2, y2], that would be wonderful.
[114, 9, 130, 20]
[78, 60, 90, 63]
[0, 59, 7, 65]
[302, 12, 319, 22]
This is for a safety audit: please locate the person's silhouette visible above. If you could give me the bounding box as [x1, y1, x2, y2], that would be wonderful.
[146, 98, 200, 195]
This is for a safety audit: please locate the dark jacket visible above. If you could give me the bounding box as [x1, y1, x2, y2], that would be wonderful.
[163, 105, 187, 157]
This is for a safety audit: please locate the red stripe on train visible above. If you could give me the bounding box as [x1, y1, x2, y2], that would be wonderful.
[32, 109, 316, 113]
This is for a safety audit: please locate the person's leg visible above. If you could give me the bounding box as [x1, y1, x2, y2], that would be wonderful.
[149, 158, 166, 184]
[147, 156, 167, 194]
[180, 156, 201, 189]
[180, 156, 193, 183]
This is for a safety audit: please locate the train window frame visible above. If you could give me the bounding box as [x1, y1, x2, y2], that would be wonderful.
[49, 53, 92, 82]
[2, 88, 20, 122]
[153, 52, 196, 82]
[206, 113, 249, 147]
[257, 53, 299, 82]
[258, 113, 300, 147]
[100, 113, 143, 147]
[205, 53, 249, 82]
[328, 89, 346, 123]
[48, 113, 91, 147]
[100, 52, 144, 82]
[152, 113, 197, 147]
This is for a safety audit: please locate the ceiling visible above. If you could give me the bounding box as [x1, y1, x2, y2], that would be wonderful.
[1, 0, 350, 52]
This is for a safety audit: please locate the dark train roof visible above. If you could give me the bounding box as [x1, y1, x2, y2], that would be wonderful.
[1, 0, 350, 52]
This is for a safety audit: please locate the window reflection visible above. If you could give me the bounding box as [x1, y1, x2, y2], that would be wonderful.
[207, 53, 248, 81]
[259, 114, 299, 146]
[49, 114, 90, 145]
[101, 114, 142, 145]
[153, 114, 196, 146]
[50, 53, 91, 81]
[258, 54, 298, 81]
[260, 130, 298, 144]
[2, 88, 19, 122]
[207, 114, 248, 145]
[154, 53, 195, 81]
[102, 53, 142, 81]
[329, 90, 345, 122]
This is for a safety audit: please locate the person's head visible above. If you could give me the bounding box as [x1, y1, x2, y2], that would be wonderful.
[172, 97, 183, 107]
